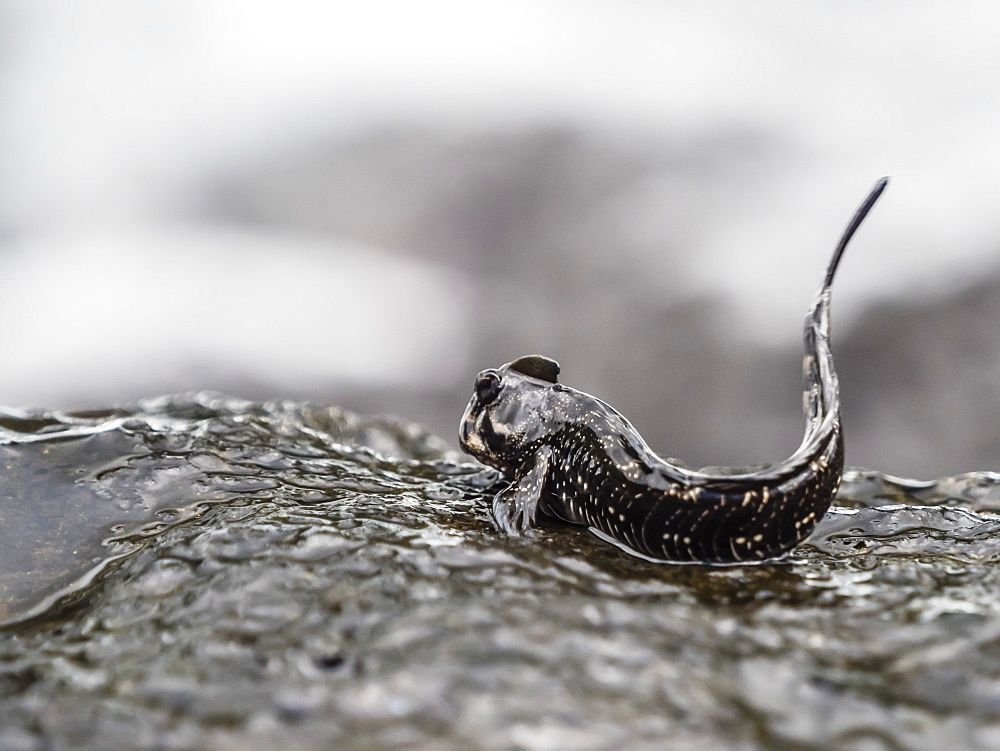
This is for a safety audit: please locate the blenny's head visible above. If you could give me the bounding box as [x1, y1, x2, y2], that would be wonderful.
[459, 354, 562, 474]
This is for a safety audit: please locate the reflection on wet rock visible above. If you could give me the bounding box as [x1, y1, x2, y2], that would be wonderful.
[2, 394, 1000, 747]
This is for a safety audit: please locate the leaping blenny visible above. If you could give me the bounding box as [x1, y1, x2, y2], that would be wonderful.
[460, 178, 889, 563]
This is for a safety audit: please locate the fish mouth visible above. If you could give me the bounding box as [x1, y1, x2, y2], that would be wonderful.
[458, 418, 472, 453]
[459, 406, 504, 471]
[458, 401, 479, 455]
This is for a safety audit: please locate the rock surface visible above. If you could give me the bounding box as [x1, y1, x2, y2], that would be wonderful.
[2, 394, 1000, 749]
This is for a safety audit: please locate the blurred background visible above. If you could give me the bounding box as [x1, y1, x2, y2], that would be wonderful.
[1, 1, 999, 478]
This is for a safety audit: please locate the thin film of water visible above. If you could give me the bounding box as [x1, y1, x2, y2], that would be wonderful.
[2, 394, 1000, 749]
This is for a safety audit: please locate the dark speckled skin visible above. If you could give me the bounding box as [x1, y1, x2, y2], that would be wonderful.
[460, 179, 888, 564]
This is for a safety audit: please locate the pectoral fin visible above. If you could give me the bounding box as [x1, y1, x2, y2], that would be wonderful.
[491, 446, 553, 536]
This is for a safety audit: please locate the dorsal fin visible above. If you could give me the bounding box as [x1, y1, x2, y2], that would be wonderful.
[508, 355, 560, 383]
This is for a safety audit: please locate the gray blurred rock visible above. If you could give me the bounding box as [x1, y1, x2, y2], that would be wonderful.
[839, 277, 1000, 477]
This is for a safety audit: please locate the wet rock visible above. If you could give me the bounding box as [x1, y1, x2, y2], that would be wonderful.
[2, 395, 1000, 748]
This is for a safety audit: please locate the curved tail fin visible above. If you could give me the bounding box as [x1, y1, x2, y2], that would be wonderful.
[824, 177, 889, 289]
[798, 176, 890, 453]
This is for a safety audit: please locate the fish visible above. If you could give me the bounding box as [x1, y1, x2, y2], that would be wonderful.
[459, 178, 889, 563]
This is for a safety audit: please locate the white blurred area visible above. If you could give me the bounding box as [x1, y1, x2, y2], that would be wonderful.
[1, 226, 470, 391]
[2, 1, 1000, 475]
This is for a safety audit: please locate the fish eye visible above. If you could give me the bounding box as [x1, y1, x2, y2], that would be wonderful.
[475, 370, 503, 405]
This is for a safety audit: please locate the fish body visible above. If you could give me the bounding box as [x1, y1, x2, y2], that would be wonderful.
[459, 178, 888, 563]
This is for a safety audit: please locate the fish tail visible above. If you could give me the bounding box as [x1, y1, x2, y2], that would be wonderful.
[803, 177, 889, 433]
[823, 177, 889, 290]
